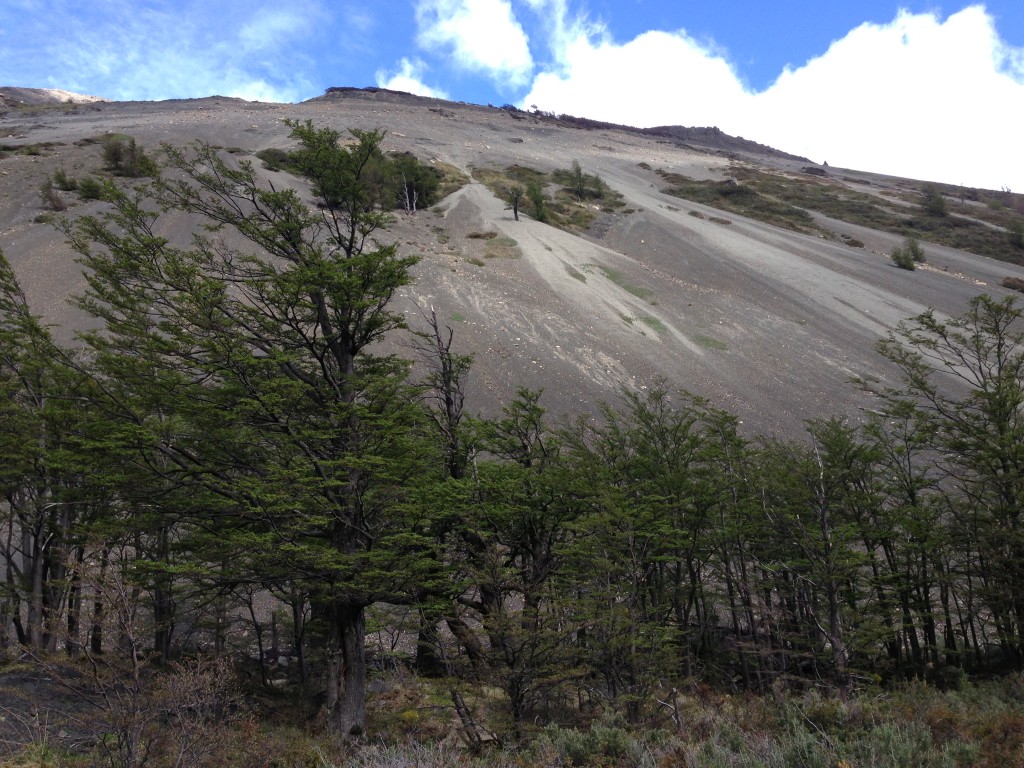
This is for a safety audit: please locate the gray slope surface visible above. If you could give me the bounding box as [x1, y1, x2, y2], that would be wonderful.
[2, 89, 1022, 437]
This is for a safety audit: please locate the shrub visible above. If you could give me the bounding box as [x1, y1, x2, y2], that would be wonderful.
[922, 184, 948, 217]
[38, 179, 67, 211]
[77, 175, 105, 200]
[892, 237, 924, 270]
[527, 181, 548, 223]
[905, 236, 926, 262]
[255, 147, 300, 173]
[102, 136, 158, 177]
[1001, 276, 1024, 294]
[52, 167, 77, 191]
[892, 247, 916, 270]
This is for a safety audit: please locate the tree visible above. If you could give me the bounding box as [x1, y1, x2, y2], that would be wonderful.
[875, 294, 1024, 666]
[506, 185, 524, 221]
[922, 184, 948, 217]
[569, 159, 587, 201]
[64, 121, 443, 734]
[526, 182, 547, 223]
[0, 248, 88, 653]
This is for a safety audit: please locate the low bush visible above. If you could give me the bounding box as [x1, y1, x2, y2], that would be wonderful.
[77, 175, 105, 200]
[38, 179, 67, 211]
[1001, 276, 1024, 293]
[51, 167, 77, 191]
[892, 237, 925, 270]
[102, 135, 158, 177]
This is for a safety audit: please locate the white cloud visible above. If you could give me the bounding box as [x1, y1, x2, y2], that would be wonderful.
[523, 28, 748, 127]
[519, 5, 1024, 191]
[752, 7, 1024, 190]
[416, 0, 533, 88]
[239, 9, 314, 51]
[376, 58, 450, 99]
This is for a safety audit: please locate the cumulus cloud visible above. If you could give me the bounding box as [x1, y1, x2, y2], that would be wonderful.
[520, 4, 1024, 191]
[376, 58, 450, 99]
[416, 0, 533, 88]
[523, 29, 748, 127]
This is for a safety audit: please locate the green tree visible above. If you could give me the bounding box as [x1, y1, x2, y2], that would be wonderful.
[875, 294, 1024, 665]
[65, 122, 443, 734]
[0, 249, 99, 654]
[526, 181, 548, 223]
[922, 184, 948, 217]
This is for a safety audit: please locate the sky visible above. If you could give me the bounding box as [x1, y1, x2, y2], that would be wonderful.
[2, 1, 1022, 191]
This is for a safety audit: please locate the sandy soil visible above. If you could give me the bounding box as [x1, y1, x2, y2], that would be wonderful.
[2, 89, 1022, 438]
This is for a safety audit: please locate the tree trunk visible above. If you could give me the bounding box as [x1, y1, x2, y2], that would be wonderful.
[323, 601, 366, 736]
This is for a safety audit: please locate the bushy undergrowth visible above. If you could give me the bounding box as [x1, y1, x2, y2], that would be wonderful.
[12, 676, 1002, 768]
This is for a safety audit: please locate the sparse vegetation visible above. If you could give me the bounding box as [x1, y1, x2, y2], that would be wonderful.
[467, 230, 498, 240]
[474, 163, 626, 231]
[37, 178, 67, 211]
[891, 236, 925, 270]
[694, 333, 728, 349]
[76, 175, 106, 200]
[922, 183, 948, 217]
[51, 166, 77, 191]
[1001, 275, 1024, 293]
[101, 135, 158, 177]
[595, 264, 653, 298]
[484, 235, 521, 259]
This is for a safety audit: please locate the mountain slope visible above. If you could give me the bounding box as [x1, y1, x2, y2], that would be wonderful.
[2, 87, 1022, 436]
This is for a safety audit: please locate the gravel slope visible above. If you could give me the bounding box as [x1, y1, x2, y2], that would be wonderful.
[3, 89, 1023, 437]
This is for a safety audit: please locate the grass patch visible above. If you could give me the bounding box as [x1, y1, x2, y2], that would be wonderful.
[465, 257, 485, 267]
[639, 314, 667, 333]
[484, 236, 521, 259]
[466, 230, 498, 240]
[450, 312, 466, 322]
[595, 265, 654, 299]
[708, 216, 733, 225]
[694, 334, 728, 350]
[688, 210, 705, 219]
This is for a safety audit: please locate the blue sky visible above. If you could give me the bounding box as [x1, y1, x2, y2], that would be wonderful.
[2, 1, 1022, 191]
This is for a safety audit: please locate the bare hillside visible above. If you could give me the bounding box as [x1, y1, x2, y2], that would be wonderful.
[2, 87, 1022, 436]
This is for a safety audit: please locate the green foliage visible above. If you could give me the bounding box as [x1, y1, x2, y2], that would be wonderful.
[75, 175, 106, 200]
[258, 141, 453, 212]
[51, 166, 77, 191]
[101, 135, 158, 177]
[922, 184, 948, 217]
[891, 237, 924, 270]
[526, 181, 548, 223]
